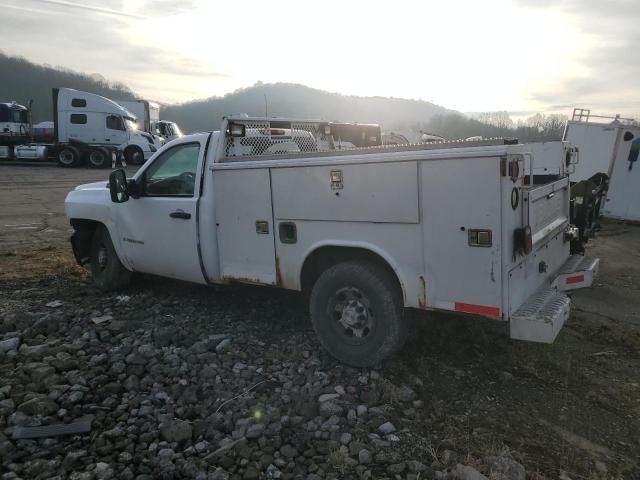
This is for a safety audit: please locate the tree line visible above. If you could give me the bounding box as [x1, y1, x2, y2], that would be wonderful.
[0, 52, 567, 142]
[0, 52, 136, 123]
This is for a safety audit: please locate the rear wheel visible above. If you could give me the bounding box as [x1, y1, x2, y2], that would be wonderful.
[90, 225, 132, 291]
[125, 146, 145, 165]
[57, 146, 80, 167]
[87, 148, 109, 168]
[310, 261, 407, 367]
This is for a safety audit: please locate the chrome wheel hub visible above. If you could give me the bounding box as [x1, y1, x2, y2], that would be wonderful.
[332, 287, 373, 338]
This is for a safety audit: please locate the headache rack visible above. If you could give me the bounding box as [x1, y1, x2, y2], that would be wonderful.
[571, 108, 637, 125]
[222, 116, 518, 161]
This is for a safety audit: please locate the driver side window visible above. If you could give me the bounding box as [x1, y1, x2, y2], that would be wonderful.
[143, 143, 200, 197]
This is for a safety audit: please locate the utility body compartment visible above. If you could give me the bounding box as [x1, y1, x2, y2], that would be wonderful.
[206, 117, 599, 344]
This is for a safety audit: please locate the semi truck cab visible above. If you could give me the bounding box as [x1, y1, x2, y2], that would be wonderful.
[54, 88, 158, 167]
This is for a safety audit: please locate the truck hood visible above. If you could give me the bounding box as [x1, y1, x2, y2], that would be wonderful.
[74, 181, 109, 191]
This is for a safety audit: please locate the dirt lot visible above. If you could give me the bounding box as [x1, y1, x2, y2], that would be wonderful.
[1, 164, 639, 480]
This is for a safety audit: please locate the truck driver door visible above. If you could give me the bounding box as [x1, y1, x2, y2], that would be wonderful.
[105, 115, 127, 146]
[116, 140, 206, 284]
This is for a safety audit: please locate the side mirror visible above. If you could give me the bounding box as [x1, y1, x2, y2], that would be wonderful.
[109, 169, 129, 203]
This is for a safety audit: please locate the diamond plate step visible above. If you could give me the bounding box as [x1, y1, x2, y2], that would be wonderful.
[555, 255, 599, 291]
[511, 287, 570, 343]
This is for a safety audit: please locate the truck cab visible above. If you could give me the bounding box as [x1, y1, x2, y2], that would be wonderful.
[54, 88, 158, 167]
[66, 116, 599, 366]
[152, 120, 183, 144]
[0, 101, 29, 146]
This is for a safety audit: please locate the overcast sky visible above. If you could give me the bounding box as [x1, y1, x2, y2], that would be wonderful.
[2, 0, 639, 117]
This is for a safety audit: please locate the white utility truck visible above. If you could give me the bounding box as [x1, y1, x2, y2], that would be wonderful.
[153, 120, 183, 143]
[563, 108, 640, 222]
[65, 116, 599, 366]
[0, 89, 159, 167]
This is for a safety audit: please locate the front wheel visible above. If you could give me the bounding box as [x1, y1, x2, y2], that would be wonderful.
[125, 146, 145, 165]
[309, 261, 408, 367]
[90, 225, 132, 291]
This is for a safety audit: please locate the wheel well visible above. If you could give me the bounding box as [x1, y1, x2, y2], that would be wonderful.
[300, 246, 403, 299]
[70, 219, 102, 265]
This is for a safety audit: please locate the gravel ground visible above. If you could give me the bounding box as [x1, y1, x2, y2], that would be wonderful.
[0, 166, 639, 480]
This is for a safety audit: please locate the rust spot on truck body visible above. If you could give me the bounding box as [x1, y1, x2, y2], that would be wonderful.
[418, 275, 427, 309]
[220, 257, 286, 289]
[275, 256, 283, 287]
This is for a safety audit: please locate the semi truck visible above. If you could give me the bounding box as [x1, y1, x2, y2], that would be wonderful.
[65, 116, 599, 366]
[0, 101, 30, 144]
[0, 88, 160, 167]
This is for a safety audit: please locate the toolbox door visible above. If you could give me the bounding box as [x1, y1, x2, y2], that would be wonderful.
[213, 168, 278, 285]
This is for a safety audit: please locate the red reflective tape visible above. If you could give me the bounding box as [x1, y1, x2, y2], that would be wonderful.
[454, 302, 500, 317]
[566, 274, 585, 285]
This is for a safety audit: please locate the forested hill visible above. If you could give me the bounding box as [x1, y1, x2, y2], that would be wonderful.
[161, 82, 451, 133]
[0, 52, 136, 122]
[161, 84, 566, 141]
[0, 52, 565, 141]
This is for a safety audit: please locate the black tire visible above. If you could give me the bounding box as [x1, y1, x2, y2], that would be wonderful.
[57, 146, 80, 168]
[310, 261, 407, 367]
[87, 148, 109, 168]
[90, 225, 132, 291]
[125, 146, 145, 165]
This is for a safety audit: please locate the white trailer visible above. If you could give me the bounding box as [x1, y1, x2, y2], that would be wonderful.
[117, 99, 160, 135]
[65, 116, 599, 366]
[563, 108, 640, 222]
[117, 99, 185, 146]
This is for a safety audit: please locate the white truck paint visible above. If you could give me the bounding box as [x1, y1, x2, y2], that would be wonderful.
[65, 116, 599, 366]
[562, 109, 640, 222]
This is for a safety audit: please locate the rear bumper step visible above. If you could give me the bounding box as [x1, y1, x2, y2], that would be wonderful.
[511, 288, 570, 343]
[554, 255, 599, 291]
[510, 255, 599, 343]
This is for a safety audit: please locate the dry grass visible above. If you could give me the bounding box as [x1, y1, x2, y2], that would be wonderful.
[0, 246, 86, 281]
[327, 448, 350, 475]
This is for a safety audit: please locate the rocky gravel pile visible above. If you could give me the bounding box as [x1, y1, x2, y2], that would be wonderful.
[0, 275, 546, 479]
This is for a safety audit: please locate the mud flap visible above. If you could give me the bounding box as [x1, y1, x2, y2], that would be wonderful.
[70, 232, 89, 266]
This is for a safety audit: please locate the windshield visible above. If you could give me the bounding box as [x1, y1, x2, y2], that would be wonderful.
[125, 119, 138, 131]
[171, 123, 183, 137]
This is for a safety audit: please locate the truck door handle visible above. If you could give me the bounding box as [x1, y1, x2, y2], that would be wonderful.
[170, 210, 191, 219]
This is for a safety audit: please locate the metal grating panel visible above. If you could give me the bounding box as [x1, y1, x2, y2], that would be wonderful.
[511, 287, 570, 343]
[513, 287, 570, 323]
[222, 116, 518, 161]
